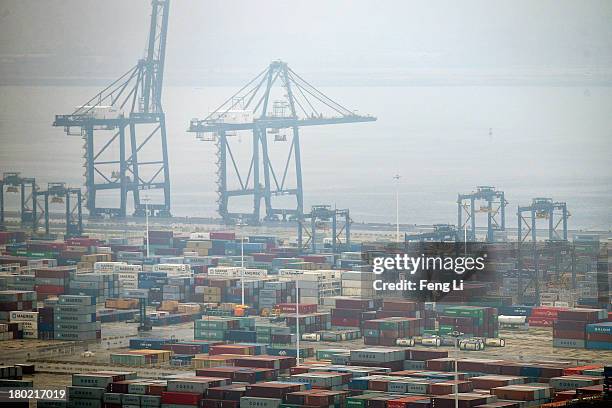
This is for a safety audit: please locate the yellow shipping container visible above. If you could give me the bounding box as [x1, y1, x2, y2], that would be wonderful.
[202, 287, 221, 295]
[81, 253, 112, 263]
[127, 349, 173, 362]
[105, 298, 139, 309]
[159, 300, 179, 312]
[192, 354, 237, 369]
[77, 261, 94, 271]
[178, 303, 201, 314]
[186, 240, 213, 249]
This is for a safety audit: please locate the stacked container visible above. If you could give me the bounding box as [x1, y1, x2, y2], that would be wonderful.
[69, 272, 119, 301]
[9, 310, 38, 339]
[194, 317, 251, 341]
[341, 271, 375, 298]
[553, 308, 607, 348]
[54, 295, 100, 341]
[363, 317, 423, 346]
[34, 266, 75, 301]
[0, 290, 35, 321]
[437, 305, 498, 337]
[37, 306, 54, 339]
[285, 312, 332, 334]
[330, 297, 379, 328]
[258, 281, 295, 313]
[585, 321, 612, 350]
[527, 306, 567, 327]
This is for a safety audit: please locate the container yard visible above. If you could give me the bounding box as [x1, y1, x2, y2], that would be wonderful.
[0, 223, 610, 407]
[1, 1, 611, 407]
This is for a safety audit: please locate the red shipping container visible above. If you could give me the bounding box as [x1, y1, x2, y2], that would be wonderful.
[301, 255, 327, 263]
[35, 285, 66, 294]
[201, 399, 239, 408]
[210, 232, 236, 240]
[34, 267, 75, 278]
[252, 253, 277, 262]
[382, 300, 419, 312]
[531, 307, 567, 318]
[528, 316, 555, 327]
[278, 303, 317, 314]
[0, 301, 33, 311]
[331, 308, 360, 318]
[554, 390, 577, 402]
[557, 308, 604, 323]
[163, 344, 203, 354]
[586, 332, 612, 342]
[553, 329, 586, 340]
[388, 396, 429, 408]
[161, 391, 202, 405]
[335, 298, 372, 311]
[430, 380, 473, 395]
[563, 365, 602, 376]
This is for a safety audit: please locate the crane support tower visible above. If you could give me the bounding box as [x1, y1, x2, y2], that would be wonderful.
[53, 0, 172, 218]
[516, 197, 569, 305]
[33, 183, 83, 238]
[457, 186, 507, 242]
[297, 205, 351, 254]
[0, 172, 38, 230]
[188, 60, 376, 225]
[405, 224, 459, 242]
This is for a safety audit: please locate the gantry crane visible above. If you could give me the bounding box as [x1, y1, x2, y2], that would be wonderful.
[53, 0, 172, 218]
[33, 182, 83, 238]
[297, 205, 351, 253]
[457, 186, 507, 242]
[188, 60, 376, 225]
[0, 172, 38, 230]
[516, 197, 569, 305]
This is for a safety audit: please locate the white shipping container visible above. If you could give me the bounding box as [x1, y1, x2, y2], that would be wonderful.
[23, 329, 38, 339]
[208, 267, 267, 278]
[342, 271, 375, 281]
[16, 320, 38, 330]
[114, 264, 142, 273]
[116, 273, 138, 280]
[342, 287, 374, 297]
[240, 397, 281, 408]
[167, 379, 210, 394]
[189, 232, 211, 240]
[153, 264, 192, 274]
[95, 262, 127, 272]
[341, 280, 370, 288]
[10, 311, 38, 322]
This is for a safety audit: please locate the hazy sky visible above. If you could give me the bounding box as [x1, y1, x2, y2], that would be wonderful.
[1, 0, 611, 85]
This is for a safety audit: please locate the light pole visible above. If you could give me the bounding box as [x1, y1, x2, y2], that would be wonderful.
[237, 217, 246, 306]
[451, 330, 463, 408]
[464, 222, 468, 255]
[143, 196, 150, 258]
[393, 174, 401, 243]
[295, 278, 300, 366]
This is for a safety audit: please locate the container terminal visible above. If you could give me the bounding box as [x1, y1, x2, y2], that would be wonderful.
[0, 1, 611, 408]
